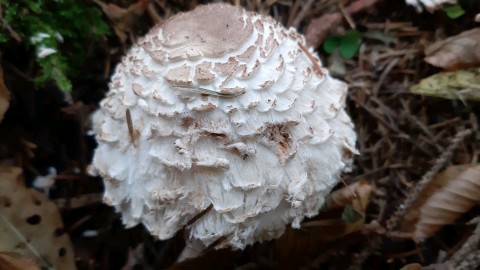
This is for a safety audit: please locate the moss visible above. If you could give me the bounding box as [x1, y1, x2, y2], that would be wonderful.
[0, 0, 109, 92]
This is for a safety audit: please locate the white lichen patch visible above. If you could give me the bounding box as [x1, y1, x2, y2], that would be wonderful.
[90, 3, 357, 251]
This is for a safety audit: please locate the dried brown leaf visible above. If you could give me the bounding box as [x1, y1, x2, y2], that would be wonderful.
[0, 166, 76, 270]
[0, 252, 40, 270]
[425, 28, 480, 70]
[93, 0, 150, 43]
[401, 164, 480, 241]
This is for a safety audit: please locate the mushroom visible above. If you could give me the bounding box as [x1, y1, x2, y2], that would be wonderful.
[90, 2, 357, 259]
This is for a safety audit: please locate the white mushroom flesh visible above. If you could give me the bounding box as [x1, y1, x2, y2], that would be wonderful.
[90, 3, 358, 250]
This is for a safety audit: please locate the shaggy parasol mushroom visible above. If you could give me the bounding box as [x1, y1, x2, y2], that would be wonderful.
[90, 3, 357, 259]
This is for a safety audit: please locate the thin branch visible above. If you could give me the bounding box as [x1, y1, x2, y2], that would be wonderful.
[385, 129, 473, 232]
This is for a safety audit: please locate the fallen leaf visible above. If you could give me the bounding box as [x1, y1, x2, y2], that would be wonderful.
[93, 0, 150, 43]
[401, 164, 480, 241]
[0, 64, 10, 123]
[0, 252, 40, 270]
[410, 68, 480, 101]
[0, 166, 75, 270]
[424, 28, 480, 70]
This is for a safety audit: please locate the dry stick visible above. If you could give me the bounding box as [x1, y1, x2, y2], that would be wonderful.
[350, 94, 434, 157]
[386, 129, 473, 232]
[286, 0, 302, 28]
[290, 0, 315, 28]
[372, 58, 399, 95]
[450, 217, 480, 265]
[337, 2, 356, 29]
[456, 250, 480, 270]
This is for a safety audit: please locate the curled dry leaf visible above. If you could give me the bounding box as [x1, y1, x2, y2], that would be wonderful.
[410, 67, 480, 101]
[0, 166, 75, 270]
[425, 28, 480, 70]
[0, 64, 10, 123]
[401, 164, 480, 241]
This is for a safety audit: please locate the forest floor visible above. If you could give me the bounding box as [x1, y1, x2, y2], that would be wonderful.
[0, 0, 479, 269]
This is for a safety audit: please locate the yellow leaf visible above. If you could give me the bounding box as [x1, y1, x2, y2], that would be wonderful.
[411, 68, 480, 101]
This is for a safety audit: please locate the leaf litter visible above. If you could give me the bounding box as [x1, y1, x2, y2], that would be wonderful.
[0, 166, 75, 270]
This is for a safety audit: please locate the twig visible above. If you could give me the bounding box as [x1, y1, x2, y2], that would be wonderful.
[385, 129, 473, 232]
[350, 94, 435, 157]
[372, 58, 399, 95]
[290, 0, 315, 28]
[456, 250, 480, 270]
[450, 217, 480, 265]
[147, 2, 163, 24]
[337, 2, 356, 29]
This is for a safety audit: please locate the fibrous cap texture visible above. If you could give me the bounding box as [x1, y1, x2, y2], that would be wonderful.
[91, 3, 358, 250]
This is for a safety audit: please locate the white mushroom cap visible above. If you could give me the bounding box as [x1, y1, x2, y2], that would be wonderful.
[90, 3, 357, 251]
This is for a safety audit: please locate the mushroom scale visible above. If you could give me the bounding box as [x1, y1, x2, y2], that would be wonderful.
[90, 3, 358, 251]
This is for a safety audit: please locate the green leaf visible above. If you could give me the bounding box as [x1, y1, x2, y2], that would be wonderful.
[341, 205, 363, 224]
[339, 30, 361, 59]
[443, 4, 465, 19]
[323, 36, 340, 54]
